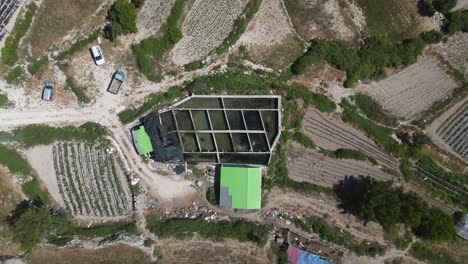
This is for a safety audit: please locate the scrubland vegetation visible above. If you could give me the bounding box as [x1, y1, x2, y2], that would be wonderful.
[147, 217, 270, 247]
[133, 0, 185, 81]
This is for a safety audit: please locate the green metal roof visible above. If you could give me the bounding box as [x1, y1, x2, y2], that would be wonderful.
[220, 166, 262, 209]
[136, 126, 153, 154]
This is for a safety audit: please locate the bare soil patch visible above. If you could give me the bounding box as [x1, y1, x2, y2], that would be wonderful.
[236, 0, 304, 70]
[265, 188, 386, 244]
[432, 32, 468, 81]
[159, 238, 270, 264]
[360, 57, 458, 120]
[302, 108, 399, 170]
[171, 0, 248, 65]
[287, 141, 394, 187]
[0, 169, 23, 257]
[28, 0, 107, 59]
[27, 244, 150, 264]
[25, 145, 65, 207]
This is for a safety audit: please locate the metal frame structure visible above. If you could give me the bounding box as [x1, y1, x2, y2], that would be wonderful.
[157, 95, 282, 165]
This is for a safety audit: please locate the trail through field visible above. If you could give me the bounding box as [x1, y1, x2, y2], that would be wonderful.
[302, 108, 400, 170]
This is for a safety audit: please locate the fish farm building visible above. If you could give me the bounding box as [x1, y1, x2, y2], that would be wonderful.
[132, 95, 282, 166]
[219, 165, 262, 210]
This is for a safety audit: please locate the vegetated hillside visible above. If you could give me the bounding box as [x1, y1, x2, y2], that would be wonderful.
[237, 0, 304, 70]
[356, 0, 433, 41]
[284, 0, 365, 42]
[171, 0, 248, 65]
[0, 169, 23, 257]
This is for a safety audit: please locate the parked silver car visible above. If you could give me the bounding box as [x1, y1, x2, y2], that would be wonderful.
[42, 82, 55, 101]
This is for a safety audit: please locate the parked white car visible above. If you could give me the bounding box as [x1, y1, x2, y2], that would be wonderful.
[90, 45, 105, 66]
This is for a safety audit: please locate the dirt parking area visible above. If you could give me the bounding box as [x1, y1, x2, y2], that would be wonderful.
[287, 142, 394, 187]
[302, 108, 399, 170]
[264, 188, 386, 244]
[158, 238, 270, 264]
[360, 57, 458, 120]
[0, 169, 23, 257]
[26, 244, 150, 264]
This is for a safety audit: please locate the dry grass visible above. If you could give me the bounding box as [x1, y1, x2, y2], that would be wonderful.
[0, 169, 23, 257]
[27, 244, 150, 264]
[28, 0, 106, 59]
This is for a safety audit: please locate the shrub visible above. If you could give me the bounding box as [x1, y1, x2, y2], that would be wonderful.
[56, 31, 99, 61]
[184, 60, 204, 71]
[4, 66, 25, 85]
[320, 148, 378, 165]
[131, 0, 145, 8]
[432, 0, 457, 14]
[444, 10, 468, 34]
[292, 132, 315, 148]
[420, 30, 443, 44]
[352, 94, 398, 126]
[65, 77, 91, 104]
[0, 93, 10, 108]
[27, 56, 48, 75]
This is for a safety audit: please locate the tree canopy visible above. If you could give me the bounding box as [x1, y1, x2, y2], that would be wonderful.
[105, 0, 137, 41]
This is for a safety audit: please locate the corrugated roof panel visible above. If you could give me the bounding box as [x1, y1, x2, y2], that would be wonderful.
[135, 126, 154, 154]
[220, 166, 261, 209]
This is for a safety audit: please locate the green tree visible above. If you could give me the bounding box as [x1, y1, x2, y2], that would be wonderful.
[416, 207, 455, 241]
[363, 181, 401, 230]
[9, 204, 50, 251]
[106, 0, 137, 40]
[399, 192, 428, 228]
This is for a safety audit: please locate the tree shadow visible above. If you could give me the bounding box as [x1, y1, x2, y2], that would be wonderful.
[417, 0, 435, 16]
[6, 199, 43, 226]
[333, 175, 373, 215]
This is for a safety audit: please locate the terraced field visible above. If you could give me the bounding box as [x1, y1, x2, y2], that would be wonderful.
[0, 0, 21, 42]
[53, 143, 132, 217]
[427, 97, 468, 161]
[172, 0, 248, 65]
[302, 108, 399, 171]
[287, 142, 394, 188]
[362, 57, 458, 120]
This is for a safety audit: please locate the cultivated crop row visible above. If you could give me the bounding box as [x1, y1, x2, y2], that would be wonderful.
[303, 108, 399, 170]
[52, 142, 132, 217]
[172, 0, 247, 65]
[437, 104, 467, 159]
[0, 0, 21, 41]
[287, 142, 393, 188]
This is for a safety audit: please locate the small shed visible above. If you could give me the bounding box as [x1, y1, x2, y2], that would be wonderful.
[456, 214, 468, 240]
[219, 165, 261, 210]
